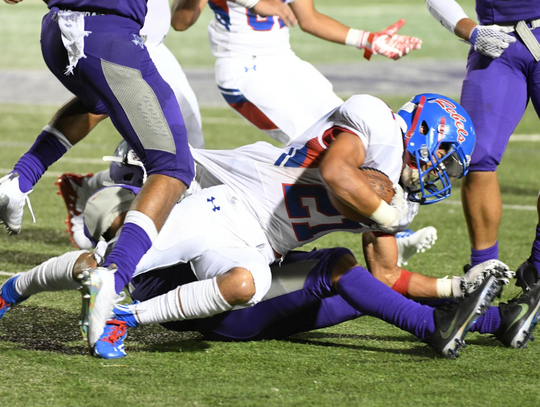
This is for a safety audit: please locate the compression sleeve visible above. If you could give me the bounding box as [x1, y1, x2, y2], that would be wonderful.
[425, 0, 469, 34]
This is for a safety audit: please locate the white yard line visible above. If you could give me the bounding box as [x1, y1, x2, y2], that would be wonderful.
[439, 200, 536, 211]
[0, 271, 16, 277]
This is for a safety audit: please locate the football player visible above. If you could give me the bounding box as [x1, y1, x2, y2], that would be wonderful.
[171, 0, 422, 144]
[2, 93, 498, 359]
[425, 0, 540, 272]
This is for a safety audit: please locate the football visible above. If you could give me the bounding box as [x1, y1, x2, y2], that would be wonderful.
[327, 167, 395, 224]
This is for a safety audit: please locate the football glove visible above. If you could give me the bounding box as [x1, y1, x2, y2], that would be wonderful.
[364, 20, 422, 60]
[469, 25, 516, 58]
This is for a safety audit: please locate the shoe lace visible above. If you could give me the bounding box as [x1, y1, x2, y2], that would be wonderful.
[101, 319, 127, 344]
[25, 195, 36, 224]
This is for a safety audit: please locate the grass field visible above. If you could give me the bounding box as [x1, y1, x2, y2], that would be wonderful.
[1, 0, 540, 406]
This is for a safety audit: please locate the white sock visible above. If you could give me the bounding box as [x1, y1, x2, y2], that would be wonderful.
[134, 277, 232, 325]
[15, 250, 88, 297]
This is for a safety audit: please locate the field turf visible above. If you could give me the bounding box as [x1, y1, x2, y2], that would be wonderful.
[1, 0, 540, 406]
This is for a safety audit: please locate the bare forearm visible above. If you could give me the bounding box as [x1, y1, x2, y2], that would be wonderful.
[171, 0, 206, 31]
[298, 12, 350, 44]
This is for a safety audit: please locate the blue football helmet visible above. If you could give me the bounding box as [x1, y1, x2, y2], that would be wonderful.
[397, 93, 475, 204]
[103, 140, 146, 187]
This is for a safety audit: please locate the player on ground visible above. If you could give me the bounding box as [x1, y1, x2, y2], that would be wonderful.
[425, 0, 540, 271]
[0, 0, 294, 349]
[171, 0, 422, 144]
[80, 93, 481, 352]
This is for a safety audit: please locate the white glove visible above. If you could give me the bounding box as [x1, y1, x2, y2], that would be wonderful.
[452, 259, 515, 298]
[469, 25, 516, 58]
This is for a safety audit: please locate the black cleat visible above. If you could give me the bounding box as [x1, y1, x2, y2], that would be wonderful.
[428, 276, 500, 359]
[515, 258, 539, 292]
[496, 280, 540, 348]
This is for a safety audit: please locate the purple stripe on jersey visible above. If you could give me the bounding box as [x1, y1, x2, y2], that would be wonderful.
[476, 0, 540, 25]
[47, 0, 147, 26]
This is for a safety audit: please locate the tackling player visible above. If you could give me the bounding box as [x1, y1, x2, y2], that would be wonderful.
[171, 0, 422, 144]
[425, 0, 540, 273]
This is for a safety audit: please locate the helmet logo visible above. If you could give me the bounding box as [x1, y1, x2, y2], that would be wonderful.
[430, 99, 468, 143]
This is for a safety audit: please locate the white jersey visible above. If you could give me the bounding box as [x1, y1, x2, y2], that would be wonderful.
[207, 0, 294, 57]
[192, 95, 404, 256]
[140, 0, 170, 46]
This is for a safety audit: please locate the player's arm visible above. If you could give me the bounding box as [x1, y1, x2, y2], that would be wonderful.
[289, 0, 421, 60]
[4, 0, 24, 4]
[319, 132, 381, 219]
[425, 0, 516, 58]
[171, 0, 208, 31]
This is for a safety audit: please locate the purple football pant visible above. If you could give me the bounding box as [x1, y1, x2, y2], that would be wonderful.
[131, 248, 436, 341]
[461, 28, 540, 171]
[40, 9, 194, 185]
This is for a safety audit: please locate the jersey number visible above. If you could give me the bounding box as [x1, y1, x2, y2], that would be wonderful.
[246, 7, 286, 31]
[283, 184, 361, 241]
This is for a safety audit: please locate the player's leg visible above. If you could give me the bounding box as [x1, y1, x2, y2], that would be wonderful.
[39, 12, 195, 347]
[518, 58, 540, 275]
[147, 42, 204, 148]
[215, 53, 343, 144]
[460, 42, 529, 266]
[0, 251, 96, 318]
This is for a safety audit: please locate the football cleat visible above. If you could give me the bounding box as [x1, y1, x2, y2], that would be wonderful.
[515, 258, 539, 292]
[0, 172, 34, 235]
[428, 275, 500, 358]
[94, 319, 128, 359]
[78, 266, 122, 350]
[495, 280, 540, 348]
[112, 303, 140, 328]
[55, 173, 94, 249]
[396, 226, 437, 266]
[0, 275, 27, 319]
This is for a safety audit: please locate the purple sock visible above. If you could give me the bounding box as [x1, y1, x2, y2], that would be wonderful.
[337, 266, 435, 340]
[104, 223, 152, 293]
[470, 242, 498, 267]
[13, 128, 70, 192]
[530, 225, 540, 273]
[468, 306, 501, 334]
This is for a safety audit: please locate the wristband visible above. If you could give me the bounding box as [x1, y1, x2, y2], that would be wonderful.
[235, 0, 260, 9]
[368, 199, 397, 227]
[345, 28, 369, 48]
[436, 277, 453, 298]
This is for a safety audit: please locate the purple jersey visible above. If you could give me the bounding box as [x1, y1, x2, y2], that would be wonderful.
[47, 0, 147, 26]
[476, 0, 540, 25]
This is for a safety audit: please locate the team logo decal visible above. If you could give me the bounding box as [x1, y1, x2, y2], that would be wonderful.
[430, 99, 468, 143]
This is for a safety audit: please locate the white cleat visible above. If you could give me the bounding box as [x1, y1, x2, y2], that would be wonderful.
[396, 226, 437, 267]
[0, 172, 34, 235]
[79, 266, 121, 350]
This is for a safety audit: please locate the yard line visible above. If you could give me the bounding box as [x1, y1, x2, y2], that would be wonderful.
[0, 271, 15, 277]
[439, 199, 536, 211]
[509, 134, 540, 141]
[202, 116, 249, 126]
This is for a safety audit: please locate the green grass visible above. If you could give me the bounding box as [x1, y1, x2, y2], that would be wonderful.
[2, 0, 540, 405]
[1, 104, 540, 406]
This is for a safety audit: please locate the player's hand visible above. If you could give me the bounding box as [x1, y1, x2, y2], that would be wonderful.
[364, 19, 422, 61]
[469, 25, 516, 58]
[251, 0, 297, 27]
[375, 184, 417, 234]
[452, 259, 515, 298]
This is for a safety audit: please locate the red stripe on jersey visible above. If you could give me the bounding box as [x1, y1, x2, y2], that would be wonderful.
[299, 126, 358, 169]
[229, 102, 279, 131]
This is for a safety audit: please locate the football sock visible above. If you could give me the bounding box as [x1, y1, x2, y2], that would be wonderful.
[104, 211, 157, 293]
[14, 126, 72, 192]
[468, 306, 501, 334]
[15, 250, 86, 297]
[133, 277, 231, 325]
[470, 242, 498, 267]
[530, 225, 540, 273]
[337, 265, 435, 339]
[0, 276, 24, 304]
